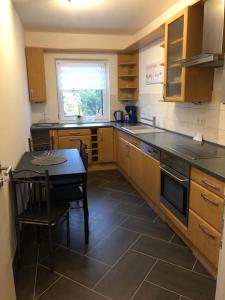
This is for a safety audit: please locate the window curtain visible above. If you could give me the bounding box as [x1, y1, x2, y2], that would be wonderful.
[56, 61, 106, 90]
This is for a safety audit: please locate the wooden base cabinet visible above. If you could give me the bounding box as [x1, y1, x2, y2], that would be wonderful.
[141, 152, 160, 206]
[118, 137, 130, 175]
[117, 136, 160, 207]
[190, 181, 224, 232]
[129, 144, 143, 188]
[98, 127, 114, 163]
[189, 210, 221, 268]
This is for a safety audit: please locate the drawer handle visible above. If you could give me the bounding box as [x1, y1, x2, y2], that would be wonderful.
[199, 224, 216, 240]
[69, 138, 80, 142]
[69, 132, 81, 136]
[201, 180, 220, 192]
[201, 193, 219, 207]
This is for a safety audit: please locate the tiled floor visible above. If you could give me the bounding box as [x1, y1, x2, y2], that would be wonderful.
[15, 170, 216, 300]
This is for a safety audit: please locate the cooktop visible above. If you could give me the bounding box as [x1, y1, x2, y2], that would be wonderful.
[168, 143, 225, 160]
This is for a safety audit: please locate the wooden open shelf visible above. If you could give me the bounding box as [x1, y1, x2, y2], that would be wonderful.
[118, 53, 139, 101]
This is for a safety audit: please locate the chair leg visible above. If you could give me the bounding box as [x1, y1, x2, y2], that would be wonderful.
[48, 225, 54, 272]
[82, 199, 89, 244]
[36, 225, 41, 244]
[66, 212, 70, 248]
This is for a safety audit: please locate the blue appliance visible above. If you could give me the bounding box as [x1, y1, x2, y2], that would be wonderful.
[125, 105, 137, 123]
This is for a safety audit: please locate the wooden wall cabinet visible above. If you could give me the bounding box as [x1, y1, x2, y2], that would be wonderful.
[164, 3, 214, 102]
[25, 47, 47, 103]
[118, 53, 139, 101]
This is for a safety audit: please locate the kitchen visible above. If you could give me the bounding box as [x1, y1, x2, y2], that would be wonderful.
[1, 0, 225, 299]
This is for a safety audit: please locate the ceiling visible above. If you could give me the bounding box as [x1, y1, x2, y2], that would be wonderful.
[13, 0, 180, 35]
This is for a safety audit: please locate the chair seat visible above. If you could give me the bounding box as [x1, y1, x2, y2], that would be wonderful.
[18, 200, 69, 225]
[50, 185, 84, 202]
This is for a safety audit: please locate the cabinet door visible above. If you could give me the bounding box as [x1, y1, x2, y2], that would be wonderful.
[141, 152, 160, 206]
[98, 128, 114, 163]
[164, 10, 185, 101]
[129, 144, 143, 188]
[25, 47, 46, 102]
[118, 137, 129, 175]
[189, 210, 221, 268]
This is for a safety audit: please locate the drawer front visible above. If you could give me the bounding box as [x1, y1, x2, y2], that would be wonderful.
[117, 130, 130, 142]
[129, 136, 141, 148]
[190, 181, 224, 232]
[58, 129, 91, 137]
[189, 210, 221, 268]
[58, 136, 91, 149]
[191, 167, 225, 198]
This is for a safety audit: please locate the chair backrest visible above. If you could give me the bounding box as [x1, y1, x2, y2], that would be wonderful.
[80, 142, 88, 170]
[28, 136, 54, 152]
[9, 169, 51, 223]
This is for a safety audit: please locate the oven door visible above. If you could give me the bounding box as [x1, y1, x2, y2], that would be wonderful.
[160, 164, 189, 225]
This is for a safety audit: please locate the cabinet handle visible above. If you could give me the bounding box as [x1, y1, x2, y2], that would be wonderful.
[201, 180, 220, 192]
[69, 132, 81, 136]
[201, 193, 219, 207]
[199, 224, 216, 240]
[30, 88, 34, 98]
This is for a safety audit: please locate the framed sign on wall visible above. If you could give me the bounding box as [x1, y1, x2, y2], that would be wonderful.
[145, 62, 163, 85]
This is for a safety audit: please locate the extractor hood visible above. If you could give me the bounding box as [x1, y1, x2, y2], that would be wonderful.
[179, 0, 225, 68]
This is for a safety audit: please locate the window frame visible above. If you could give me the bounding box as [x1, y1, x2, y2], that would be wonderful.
[56, 59, 110, 123]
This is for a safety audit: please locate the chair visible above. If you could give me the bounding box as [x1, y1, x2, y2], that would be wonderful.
[28, 136, 54, 152]
[51, 141, 89, 244]
[10, 169, 70, 271]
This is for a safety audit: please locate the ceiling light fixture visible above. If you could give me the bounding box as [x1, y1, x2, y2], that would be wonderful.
[65, 0, 102, 8]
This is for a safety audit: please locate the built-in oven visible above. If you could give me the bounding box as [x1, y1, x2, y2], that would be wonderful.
[160, 151, 190, 226]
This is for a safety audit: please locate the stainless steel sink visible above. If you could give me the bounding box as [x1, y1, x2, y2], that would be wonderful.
[121, 125, 165, 134]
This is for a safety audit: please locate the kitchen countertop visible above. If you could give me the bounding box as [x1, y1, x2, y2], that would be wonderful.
[31, 122, 225, 182]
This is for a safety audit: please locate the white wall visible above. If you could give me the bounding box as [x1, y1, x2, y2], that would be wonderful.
[31, 52, 125, 123]
[137, 39, 225, 145]
[0, 1, 31, 299]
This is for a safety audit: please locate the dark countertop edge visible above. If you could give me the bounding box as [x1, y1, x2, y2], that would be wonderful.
[31, 122, 225, 182]
[31, 122, 115, 130]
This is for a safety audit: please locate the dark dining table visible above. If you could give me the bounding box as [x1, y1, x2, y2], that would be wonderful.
[15, 149, 86, 181]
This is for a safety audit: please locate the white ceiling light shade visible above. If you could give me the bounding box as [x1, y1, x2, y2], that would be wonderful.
[63, 0, 103, 8]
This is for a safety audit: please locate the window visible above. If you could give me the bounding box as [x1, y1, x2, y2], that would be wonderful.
[56, 60, 109, 122]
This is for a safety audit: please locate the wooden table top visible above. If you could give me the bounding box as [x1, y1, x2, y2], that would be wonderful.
[15, 149, 86, 179]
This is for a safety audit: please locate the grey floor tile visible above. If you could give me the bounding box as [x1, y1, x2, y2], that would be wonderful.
[121, 216, 174, 241]
[35, 265, 60, 298]
[95, 250, 156, 300]
[133, 281, 180, 300]
[15, 265, 36, 300]
[57, 209, 127, 254]
[87, 227, 139, 265]
[101, 181, 137, 194]
[147, 260, 216, 300]
[193, 261, 212, 278]
[132, 235, 195, 269]
[107, 190, 145, 205]
[38, 277, 107, 300]
[42, 247, 109, 288]
[170, 234, 187, 248]
[117, 202, 157, 221]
